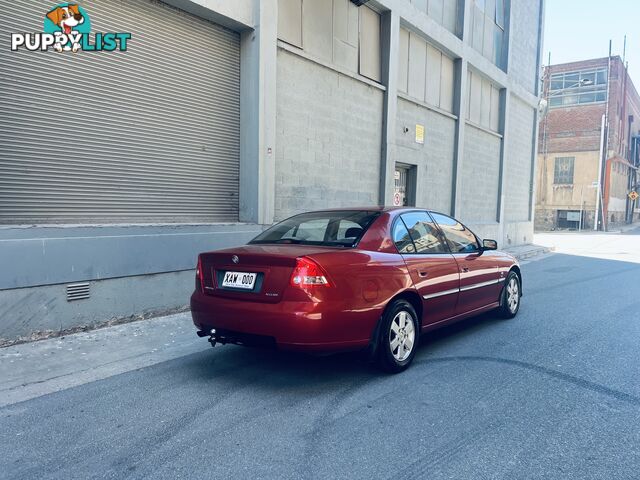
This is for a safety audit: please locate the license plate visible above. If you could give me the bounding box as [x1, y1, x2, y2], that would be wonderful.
[221, 271, 257, 290]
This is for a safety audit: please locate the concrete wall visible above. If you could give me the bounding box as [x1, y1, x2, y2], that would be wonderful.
[504, 95, 535, 222]
[0, 271, 194, 345]
[0, 223, 262, 341]
[274, 49, 383, 220]
[395, 97, 456, 213]
[508, 0, 541, 94]
[460, 125, 501, 222]
[0, 224, 262, 291]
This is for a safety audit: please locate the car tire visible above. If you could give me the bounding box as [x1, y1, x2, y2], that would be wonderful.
[498, 271, 521, 319]
[377, 299, 419, 373]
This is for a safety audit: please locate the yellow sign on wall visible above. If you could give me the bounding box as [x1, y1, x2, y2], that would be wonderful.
[415, 124, 425, 144]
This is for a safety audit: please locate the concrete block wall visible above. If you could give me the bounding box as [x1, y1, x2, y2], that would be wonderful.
[466, 222, 499, 246]
[0, 271, 194, 345]
[504, 221, 534, 247]
[395, 98, 456, 213]
[274, 49, 383, 220]
[504, 95, 535, 222]
[461, 125, 501, 222]
[507, 0, 541, 94]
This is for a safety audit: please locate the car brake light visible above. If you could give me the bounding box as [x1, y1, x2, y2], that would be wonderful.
[196, 255, 204, 292]
[290, 257, 330, 288]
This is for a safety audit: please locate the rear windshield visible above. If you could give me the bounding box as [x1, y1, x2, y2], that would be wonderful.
[249, 210, 381, 247]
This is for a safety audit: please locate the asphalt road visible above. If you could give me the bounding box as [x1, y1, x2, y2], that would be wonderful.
[2, 229, 640, 479]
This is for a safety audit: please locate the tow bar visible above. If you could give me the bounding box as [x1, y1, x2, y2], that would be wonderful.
[196, 329, 225, 348]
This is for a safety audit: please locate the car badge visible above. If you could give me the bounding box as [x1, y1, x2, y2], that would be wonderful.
[232, 255, 239, 264]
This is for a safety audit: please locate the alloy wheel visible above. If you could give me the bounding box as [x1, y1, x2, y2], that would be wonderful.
[389, 310, 415, 362]
[506, 277, 519, 313]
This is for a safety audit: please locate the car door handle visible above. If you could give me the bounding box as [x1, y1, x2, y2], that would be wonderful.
[417, 270, 428, 278]
[461, 267, 470, 273]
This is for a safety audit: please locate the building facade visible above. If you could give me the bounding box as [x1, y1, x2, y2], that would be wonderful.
[0, 0, 544, 342]
[536, 56, 640, 231]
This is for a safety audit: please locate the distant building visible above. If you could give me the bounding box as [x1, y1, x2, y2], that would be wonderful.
[536, 56, 640, 231]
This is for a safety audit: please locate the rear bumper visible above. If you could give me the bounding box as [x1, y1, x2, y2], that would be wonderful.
[190, 291, 376, 353]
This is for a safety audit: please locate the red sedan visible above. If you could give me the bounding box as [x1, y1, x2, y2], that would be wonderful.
[191, 207, 522, 372]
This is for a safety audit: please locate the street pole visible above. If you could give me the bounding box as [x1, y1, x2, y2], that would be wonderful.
[595, 113, 605, 230]
[579, 185, 584, 232]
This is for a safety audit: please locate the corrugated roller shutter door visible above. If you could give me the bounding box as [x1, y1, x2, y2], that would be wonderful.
[0, 0, 240, 223]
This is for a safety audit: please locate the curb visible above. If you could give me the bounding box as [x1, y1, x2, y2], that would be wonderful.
[505, 245, 552, 262]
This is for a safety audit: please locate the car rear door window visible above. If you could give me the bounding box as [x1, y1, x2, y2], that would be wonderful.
[393, 212, 448, 254]
[397, 212, 447, 254]
[392, 219, 416, 254]
[430, 212, 480, 253]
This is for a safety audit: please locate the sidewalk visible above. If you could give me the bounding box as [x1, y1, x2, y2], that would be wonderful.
[503, 243, 552, 261]
[0, 312, 204, 408]
[536, 221, 640, 235]
[608, 221, 640, 234]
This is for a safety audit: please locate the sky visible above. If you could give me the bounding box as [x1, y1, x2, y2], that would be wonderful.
[543, 0, 640, 81]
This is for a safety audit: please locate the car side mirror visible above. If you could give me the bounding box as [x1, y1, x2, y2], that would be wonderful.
[482, 239, 498, 251]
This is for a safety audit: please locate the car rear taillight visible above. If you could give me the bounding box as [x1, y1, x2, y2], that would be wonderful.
[196, 255, 204, 292]
[290, 257, 331, 288]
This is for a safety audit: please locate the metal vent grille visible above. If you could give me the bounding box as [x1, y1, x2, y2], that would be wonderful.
[66, 283, 90, 302]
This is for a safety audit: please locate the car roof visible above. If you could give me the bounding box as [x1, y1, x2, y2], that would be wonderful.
[304, 206, 447, 215]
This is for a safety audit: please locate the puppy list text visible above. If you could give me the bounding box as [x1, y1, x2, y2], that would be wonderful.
[11, 32, 131, 52]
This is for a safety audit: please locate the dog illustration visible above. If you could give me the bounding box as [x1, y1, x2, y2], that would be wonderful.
[46, 4, 84, 52]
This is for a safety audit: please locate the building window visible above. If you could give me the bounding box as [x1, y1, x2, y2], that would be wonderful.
[359, 4, 381, 82]
[470, 0, 507, 69]
[277, 0, 303, 48]
[554, 157, 575, 184]
[548, 68, 608, 107]
[276, 0, 381, 83]
[495, 0, 505, 28]
[398, 28, 455, 113]
[411, 0, 461, 36]
[466, 69, 501, 132]
[557, 210, 582, 229]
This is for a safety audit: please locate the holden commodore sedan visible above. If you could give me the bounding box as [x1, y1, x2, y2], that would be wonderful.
[191, 207, 521, 372]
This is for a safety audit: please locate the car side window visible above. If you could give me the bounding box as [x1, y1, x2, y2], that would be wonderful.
[429, 212, 479, 253]
[392, 219, 416, 254]
[399, 212, 447, 254]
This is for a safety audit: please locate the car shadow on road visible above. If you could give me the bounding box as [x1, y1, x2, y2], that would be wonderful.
[177, 310, 504, 391]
